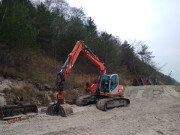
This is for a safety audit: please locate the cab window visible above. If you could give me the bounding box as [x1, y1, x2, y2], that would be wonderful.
[110, 75, 118, 90]
[101, 75, 110, 92]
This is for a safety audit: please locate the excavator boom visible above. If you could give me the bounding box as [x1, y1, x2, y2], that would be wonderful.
[47, 41, 106, 116]
[57, 41, 106, 88]
[56, 41, 106, 97]
[46, 41, 130, 116]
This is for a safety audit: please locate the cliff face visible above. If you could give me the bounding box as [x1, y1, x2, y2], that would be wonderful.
[0, 75, 56, 106]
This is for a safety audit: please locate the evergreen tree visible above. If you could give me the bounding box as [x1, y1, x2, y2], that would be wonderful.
[0, 0, 37, 47]
[35, 3, 52, 51]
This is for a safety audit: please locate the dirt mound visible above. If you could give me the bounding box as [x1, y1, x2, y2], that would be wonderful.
[125, 85, 180, 99]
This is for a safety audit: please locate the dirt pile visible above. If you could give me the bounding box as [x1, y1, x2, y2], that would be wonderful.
[125, 85, 180, 99]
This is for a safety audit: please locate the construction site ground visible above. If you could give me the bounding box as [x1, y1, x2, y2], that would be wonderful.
[0, 85, 180, 135]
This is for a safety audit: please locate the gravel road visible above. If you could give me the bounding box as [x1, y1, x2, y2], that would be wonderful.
[0, 85, 180, 135]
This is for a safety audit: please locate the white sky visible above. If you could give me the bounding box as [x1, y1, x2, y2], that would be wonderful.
[66, 0, 180, 82]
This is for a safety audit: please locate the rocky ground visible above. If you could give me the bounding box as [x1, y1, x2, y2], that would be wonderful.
[0, 85, 180, 135]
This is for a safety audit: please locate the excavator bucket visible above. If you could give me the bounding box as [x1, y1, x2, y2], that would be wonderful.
[0, 104, 38, 120]
[46, 103, 73, 117]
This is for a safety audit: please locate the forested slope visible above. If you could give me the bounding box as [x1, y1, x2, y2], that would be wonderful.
[0, 0, 177, 89]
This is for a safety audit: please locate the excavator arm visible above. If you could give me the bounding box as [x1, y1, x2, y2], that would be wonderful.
[50, 41, 106, 115]
[56, 41, 106, 94]
[46, 41, 130, 116]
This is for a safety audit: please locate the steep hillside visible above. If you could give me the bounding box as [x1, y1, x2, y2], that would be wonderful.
[0, 45, 135, 105]
[0, 0, 177, 86]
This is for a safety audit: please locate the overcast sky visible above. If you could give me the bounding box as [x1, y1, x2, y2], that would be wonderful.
[66, 0, 180, 82]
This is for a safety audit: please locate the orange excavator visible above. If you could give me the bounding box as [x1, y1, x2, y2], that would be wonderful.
[46, 41, 130, 116]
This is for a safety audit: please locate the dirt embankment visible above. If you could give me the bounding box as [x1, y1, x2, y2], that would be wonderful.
[0, 76, 56, 105]
[0, 85, 180, 135]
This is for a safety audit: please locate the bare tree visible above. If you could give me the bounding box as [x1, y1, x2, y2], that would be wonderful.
[44, 0, 70, 18]
[1, 0, 8, 24]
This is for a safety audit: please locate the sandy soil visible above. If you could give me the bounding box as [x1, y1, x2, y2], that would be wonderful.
[0, 85, 180, 135]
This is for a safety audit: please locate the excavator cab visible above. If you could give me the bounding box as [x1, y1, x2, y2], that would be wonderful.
[100, 74, 119, 95]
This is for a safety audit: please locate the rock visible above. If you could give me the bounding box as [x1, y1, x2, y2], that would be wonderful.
[35, 82, 52, 91]
[0, 43, 7, 49]
[0, 93, 5, 96]
[38, 107, 48, 114]
[44, 83, 52, 90]
[0, 95, 6, 105]
[0, 78, 12, 92]
[136, 129, 163, 135]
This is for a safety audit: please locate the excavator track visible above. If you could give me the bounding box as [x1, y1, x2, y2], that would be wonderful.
[46, 103, 73, 117]
[96, 97, 130, 111]
[76, 94, 97, 106]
